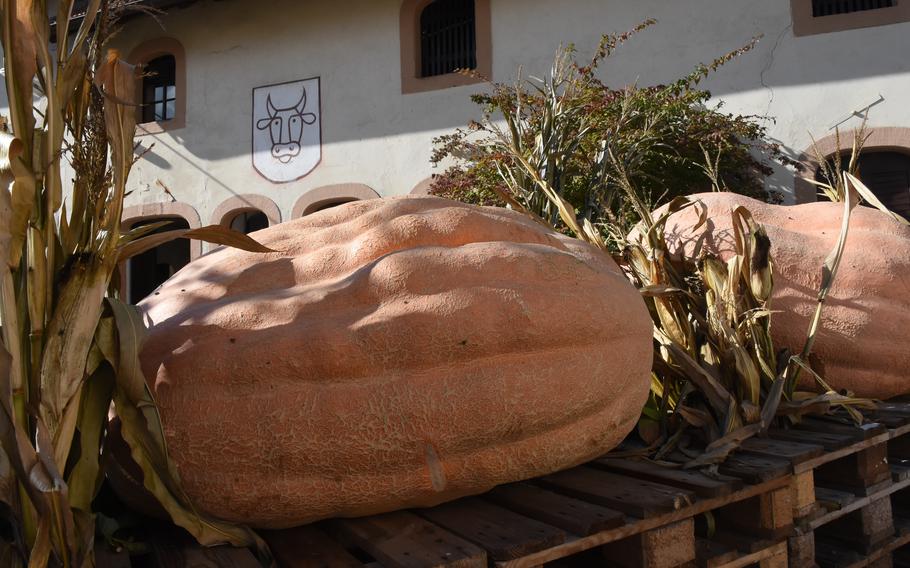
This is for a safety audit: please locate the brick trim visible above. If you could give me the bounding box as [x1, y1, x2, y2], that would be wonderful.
[291, 183, 380, 218]
[794, 126, 910, 202]
[211, 195, 281, 227]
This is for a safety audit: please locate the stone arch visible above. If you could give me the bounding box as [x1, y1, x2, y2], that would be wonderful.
[211, 194, 281, 227]
[121, 201, 203, 259]
[794, 127, 910, 203]
[291, 183, 380, 218]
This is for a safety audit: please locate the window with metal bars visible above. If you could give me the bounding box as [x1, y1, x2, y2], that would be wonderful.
[142, 55, 177, 123]
[813, 0, 895, 17]
[419, 0, 476, 78]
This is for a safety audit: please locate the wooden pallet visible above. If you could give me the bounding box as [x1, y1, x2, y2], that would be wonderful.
[783, 401, 910, 567]
[252, 455, 792, 568]
[95, 401, 910, 568]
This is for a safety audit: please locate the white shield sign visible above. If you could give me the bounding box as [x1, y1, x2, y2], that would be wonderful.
[252, 77, 321, 183]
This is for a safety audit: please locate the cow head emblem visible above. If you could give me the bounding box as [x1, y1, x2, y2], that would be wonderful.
[255, 90, 317, 164]
[252, 77, 322, 182]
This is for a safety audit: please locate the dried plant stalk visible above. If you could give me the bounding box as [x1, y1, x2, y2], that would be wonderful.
[0, 2, 273, 564]
[453, 34, 875, 470]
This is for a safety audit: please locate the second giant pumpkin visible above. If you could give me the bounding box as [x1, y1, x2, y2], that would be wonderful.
[135, 196, 653, 528]
[660, 192, 910, 400]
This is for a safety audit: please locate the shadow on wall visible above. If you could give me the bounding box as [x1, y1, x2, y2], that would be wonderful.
[119, 0, 910, 165]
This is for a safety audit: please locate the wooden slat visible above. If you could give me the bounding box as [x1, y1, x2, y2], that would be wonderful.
[419, 498, 566, 561]
[794, 418, 886, 441]
[486, 482, 624, 536]
[717, 453, 791, 484]
[148, 545, 261, 568]
[739, 437, 824, 465]
[493, 474, 791, 568]
[592, 457, 741, 498]
[695, 538, 738, 567]
[538, 466, 696, 517]
[874, 401, 910, 416]
[816, 441, 892, 493]
[770, 427, 856, 451]
[262, 525, 363, 568]
[327, 511, 486, 568]
[710, 530, 774, 555]
[893, 462, 910, 481]
[869, 410, 910, 429]
[714, 541, 787, 568]
[815, 486, 858, 512]
[795, 431, 892, 474]
[800, 473, 910, 534]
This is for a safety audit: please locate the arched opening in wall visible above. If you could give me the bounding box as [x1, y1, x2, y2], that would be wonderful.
[126, 217, 191, 304]
[229, 210, 270, 234]
[816, 151, 910, 218]
[303, 198, 357, 216]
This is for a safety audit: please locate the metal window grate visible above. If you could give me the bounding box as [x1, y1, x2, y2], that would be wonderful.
[812, 0, 895, 17]
[420, 0, 476, 78]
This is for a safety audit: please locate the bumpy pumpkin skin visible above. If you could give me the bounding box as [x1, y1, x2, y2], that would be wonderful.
[661, 192, 910, 400]
[137, 196, 653, 529]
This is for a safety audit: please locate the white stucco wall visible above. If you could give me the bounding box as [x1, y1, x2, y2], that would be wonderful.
[107, 0, 910, 223]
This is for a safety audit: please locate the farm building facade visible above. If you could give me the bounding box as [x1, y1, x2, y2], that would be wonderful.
[13, 0, 910, 299]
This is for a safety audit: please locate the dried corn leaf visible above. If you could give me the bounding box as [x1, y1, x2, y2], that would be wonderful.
[846, 172, 909, 226]
[117, 223, 276, 262]
[99, 300, 271, 557]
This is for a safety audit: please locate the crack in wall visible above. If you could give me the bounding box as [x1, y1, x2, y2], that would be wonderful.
[760, 22, 793, 118]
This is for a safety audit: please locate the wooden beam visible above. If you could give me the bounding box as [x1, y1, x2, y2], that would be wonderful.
[492, 475, 790, 568]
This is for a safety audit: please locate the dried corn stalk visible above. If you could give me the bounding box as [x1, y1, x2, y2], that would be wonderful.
[0, 2, 272, 565]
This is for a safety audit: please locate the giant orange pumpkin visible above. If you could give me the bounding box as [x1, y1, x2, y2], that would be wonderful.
[135, 196, 653, 528]
[660, 192, 910, 400]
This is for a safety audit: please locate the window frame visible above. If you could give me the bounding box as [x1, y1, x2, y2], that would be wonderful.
[142, 55, 178, 123]
[400, 0, 492, 94]
[127, 37, 187, 134]
[791, 0, 910, 36]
